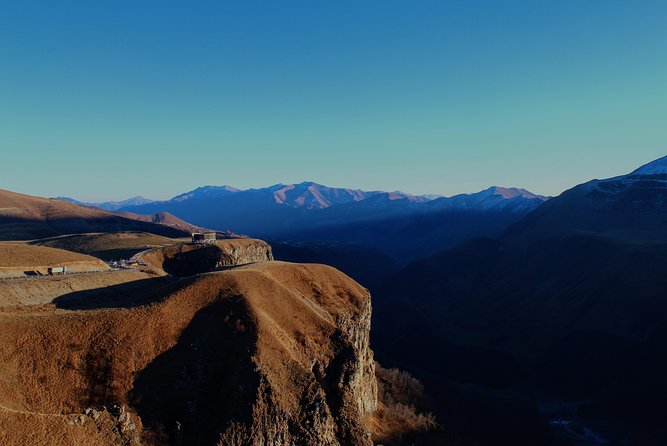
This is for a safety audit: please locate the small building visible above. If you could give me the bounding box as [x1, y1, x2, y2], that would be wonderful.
[191, 232, 217, 244]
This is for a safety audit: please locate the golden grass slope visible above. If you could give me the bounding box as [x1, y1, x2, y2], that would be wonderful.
[0, 270, 153, 307]
[0, 244, 106, 268]
[33, 232, 179, 253]
[0, 189, 108, 222]
[0, 244, 110, 278]
[0, 189, 190, 240]
[32, 232, 187, 261]
[0, 261, 376, 446]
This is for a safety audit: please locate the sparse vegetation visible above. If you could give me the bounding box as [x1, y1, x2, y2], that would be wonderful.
[0, 243, 103, 267]
[32, 232, 185, 261]
[372, 364, 438, 445]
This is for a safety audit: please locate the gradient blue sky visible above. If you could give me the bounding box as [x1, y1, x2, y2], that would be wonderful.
[2, 1, 666, 201]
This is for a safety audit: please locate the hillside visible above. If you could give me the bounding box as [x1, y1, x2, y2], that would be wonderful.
[374, 155, 667, 444]
[289, 191, 544, 263]
[0, 226, 441, 445]
[0, 189, 191, 240]
[0, 244, 106, 268]
[504, 155, 667, 245]
[0, 244, 110, 278]
[0, 270, 151, 307]
[115, 211, 207, 234]
[0, 258, 437, 445]
[31, 232, 185, 261]
[270, 240, 400, 289]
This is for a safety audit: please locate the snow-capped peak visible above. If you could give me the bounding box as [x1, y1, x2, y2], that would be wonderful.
[171, 185, 240, 201]
[631, 155, 667, 175]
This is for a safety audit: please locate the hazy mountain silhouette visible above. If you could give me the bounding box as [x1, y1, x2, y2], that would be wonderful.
[119, 182, 547, 263]
[58, 195, 155, 211]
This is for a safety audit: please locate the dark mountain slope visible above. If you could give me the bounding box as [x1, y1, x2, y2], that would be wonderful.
[270, 240, 400, 289]
[374, 155, 667, 444]
[288, 204, 533, 262]
[382, 234, 667, 351]
[505, 155, 667, 245]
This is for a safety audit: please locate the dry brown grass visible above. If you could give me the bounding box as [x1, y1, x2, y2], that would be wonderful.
[0, 243, 110, 278]
[0, 244, 101, 267]
[32, 232, 187, 260]
[371, 365, 438, 444]
[0, 189, 110, 222]
[0, 261, 375, 445]
[0, 244, 110, 279]
[0, 270, 152, 307]
[0, 189, 190, 240]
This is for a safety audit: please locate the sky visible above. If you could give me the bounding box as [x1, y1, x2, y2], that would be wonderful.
[1, 0, 666, 202]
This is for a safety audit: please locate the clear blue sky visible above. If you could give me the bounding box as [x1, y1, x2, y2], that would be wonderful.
[2, 0, 666, 201]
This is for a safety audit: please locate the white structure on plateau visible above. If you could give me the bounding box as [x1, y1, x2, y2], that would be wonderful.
[191, 232, 217, 244]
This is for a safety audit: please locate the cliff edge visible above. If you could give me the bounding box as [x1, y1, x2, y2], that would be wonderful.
[140, 238, 274, 276]
[0, 261, 377, 445]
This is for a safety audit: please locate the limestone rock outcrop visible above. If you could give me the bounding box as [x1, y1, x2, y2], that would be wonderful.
[140, 238, 274, 276]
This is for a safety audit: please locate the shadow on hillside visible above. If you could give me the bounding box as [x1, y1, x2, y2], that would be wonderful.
[0, 216, 188, 241]
[162, 245, 222, 276]
[129, 295, 260, 445]
[52, 275, 183, 310]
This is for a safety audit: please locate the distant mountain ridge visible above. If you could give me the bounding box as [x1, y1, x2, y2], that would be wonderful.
[426, 186, 546, 212]
[108, 181, 547, 263]
[631, 154, 667, 175]
[117, 181, 545, 217]
[58, 195, 155, 211]
[163, 182, 430, 209]
[62, 182, 546, 218]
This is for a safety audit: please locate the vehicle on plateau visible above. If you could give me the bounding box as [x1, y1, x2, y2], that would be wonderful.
[47, 266, 68, 275]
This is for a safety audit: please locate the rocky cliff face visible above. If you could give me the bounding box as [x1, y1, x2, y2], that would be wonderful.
[140, 238, 274, 276]
[0, 261, 378, 446]
[187, 263, 378, 446]
[212, 239, 274, 267]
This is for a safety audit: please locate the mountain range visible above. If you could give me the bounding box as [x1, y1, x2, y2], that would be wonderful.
[100, 182, 548, 265]
[373, 155, 667, 444]
[57, 195, 156, 211]
[118, 182, 544, 217]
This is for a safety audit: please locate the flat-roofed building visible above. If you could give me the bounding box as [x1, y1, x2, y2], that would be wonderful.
[191, 232, 217, 244]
